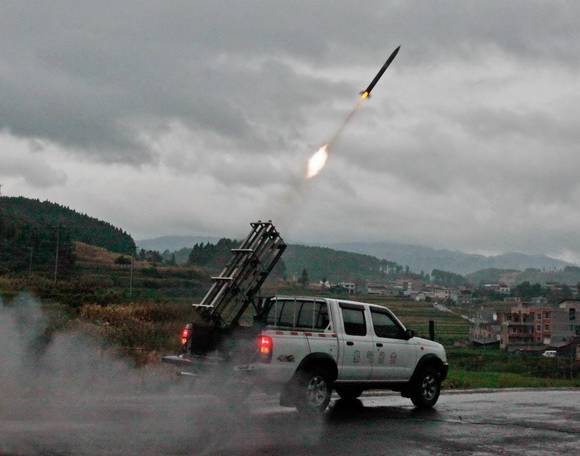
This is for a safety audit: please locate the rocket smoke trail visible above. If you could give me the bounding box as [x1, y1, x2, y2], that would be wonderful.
[328, 97, 365, 149]
[307, 46, 401, 179]
[305, 93, 365, 179]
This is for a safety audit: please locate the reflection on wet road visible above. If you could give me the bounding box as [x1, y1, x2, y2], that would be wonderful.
[1, 390, 579, 455]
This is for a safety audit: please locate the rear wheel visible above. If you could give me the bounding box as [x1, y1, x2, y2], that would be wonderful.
[335, 386, 363, 400]
[410, 367, 441, 409]
[296, 368, 332, 414]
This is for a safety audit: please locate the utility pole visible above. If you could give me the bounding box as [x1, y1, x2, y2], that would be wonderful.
[129, 254, 134, 298]
[29, 246, 33, 276]
[53, 225, 60, 285]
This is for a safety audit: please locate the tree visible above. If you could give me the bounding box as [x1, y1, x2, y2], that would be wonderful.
[148, 250, 163, 264]
[431, 269, 467, 287]
[515, 281, 544, 299]
[166, 253, 176, 266]
[300, 268, 309, 288]
[115, 255, 132, 265]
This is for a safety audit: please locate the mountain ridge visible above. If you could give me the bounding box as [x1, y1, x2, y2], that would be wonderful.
[137, 238, 573, 276]
[326, 241, 572, 275]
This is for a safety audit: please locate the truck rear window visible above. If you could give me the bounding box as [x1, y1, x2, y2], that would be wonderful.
[267, 300, 329, 330]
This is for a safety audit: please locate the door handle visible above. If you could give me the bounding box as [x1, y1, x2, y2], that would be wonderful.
[376, 343, 383, 347]
[346, 341, 354, 346]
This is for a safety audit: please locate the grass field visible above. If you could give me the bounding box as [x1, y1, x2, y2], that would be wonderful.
[445, 370, 580, 389]
[444, 346, 580, 389]
[270, 288, 471, 343]
[362, 296, 469, 343]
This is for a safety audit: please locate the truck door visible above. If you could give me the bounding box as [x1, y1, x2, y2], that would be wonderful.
[369, 308, 417, 381]
[297, 300, 339, 363]
[265, 299, 310, 378]
[337, 303, 374, 381]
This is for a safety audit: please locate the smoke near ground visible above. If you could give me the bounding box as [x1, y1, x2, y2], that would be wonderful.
[0, 295, 324, 455]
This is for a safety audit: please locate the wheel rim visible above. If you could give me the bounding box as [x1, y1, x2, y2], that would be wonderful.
[306, 375, 328, 407]
[421, 374, 438, 401]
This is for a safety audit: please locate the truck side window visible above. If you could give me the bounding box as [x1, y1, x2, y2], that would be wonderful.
[297, 301, 315, 329]
[278, 301, 297, 327]
[266, 301, 283, 326]
[341, 307, 366, 336]
[296, 302, 329, 330]
[371, 310, 405, 339]
[315, 303, 330, 329]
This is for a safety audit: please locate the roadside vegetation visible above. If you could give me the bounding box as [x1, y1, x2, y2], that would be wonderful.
[445, 347, 580, 389]
[2, 287, 578, 387]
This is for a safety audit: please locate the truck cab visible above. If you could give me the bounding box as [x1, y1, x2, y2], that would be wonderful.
[246, 296, 448, 413]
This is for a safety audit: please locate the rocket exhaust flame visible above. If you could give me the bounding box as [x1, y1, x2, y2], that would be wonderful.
[306, 144, 329, 178]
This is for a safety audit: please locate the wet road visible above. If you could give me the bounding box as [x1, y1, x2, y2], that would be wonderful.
[1, 389, 579, 455]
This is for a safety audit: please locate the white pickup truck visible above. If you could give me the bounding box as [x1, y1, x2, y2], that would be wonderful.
[166, 295, 448, 414]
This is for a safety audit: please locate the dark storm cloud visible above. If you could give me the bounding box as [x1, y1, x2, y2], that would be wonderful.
[3, 1, 580, 261]
[2, 1, 580, 165]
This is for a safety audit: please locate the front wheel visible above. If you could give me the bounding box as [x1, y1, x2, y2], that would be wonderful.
[296, 368, 332, 414]
[410, 367, 441, 409]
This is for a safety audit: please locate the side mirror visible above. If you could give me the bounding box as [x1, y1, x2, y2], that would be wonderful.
[405, 329, 415, 340]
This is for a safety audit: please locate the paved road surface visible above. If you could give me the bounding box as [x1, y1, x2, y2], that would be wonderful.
[1, 389, 578, 455]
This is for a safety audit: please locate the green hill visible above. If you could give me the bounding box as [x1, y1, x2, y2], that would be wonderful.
[0, 201, 73, 274]
[283, 244, 403, 282]
[0, 197, 135, 254]
[185, 239, 406, 282]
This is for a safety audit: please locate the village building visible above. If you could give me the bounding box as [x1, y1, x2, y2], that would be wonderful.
[499, 300, 580, 351]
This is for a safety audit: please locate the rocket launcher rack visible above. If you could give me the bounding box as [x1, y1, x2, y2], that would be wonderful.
[193, 221, 286, 329]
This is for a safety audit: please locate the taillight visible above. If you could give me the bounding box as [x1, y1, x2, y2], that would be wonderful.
[181, 324, 192, 346]
[257, 335, 273, 363]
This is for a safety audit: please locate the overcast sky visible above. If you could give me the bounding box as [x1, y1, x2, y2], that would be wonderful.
[2, 1, 580, 261]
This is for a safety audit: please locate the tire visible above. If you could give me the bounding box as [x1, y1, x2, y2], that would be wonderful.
[410, 367, 441, 409]
[295, 368, 332, 414]
[335, 386, 363, 400]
